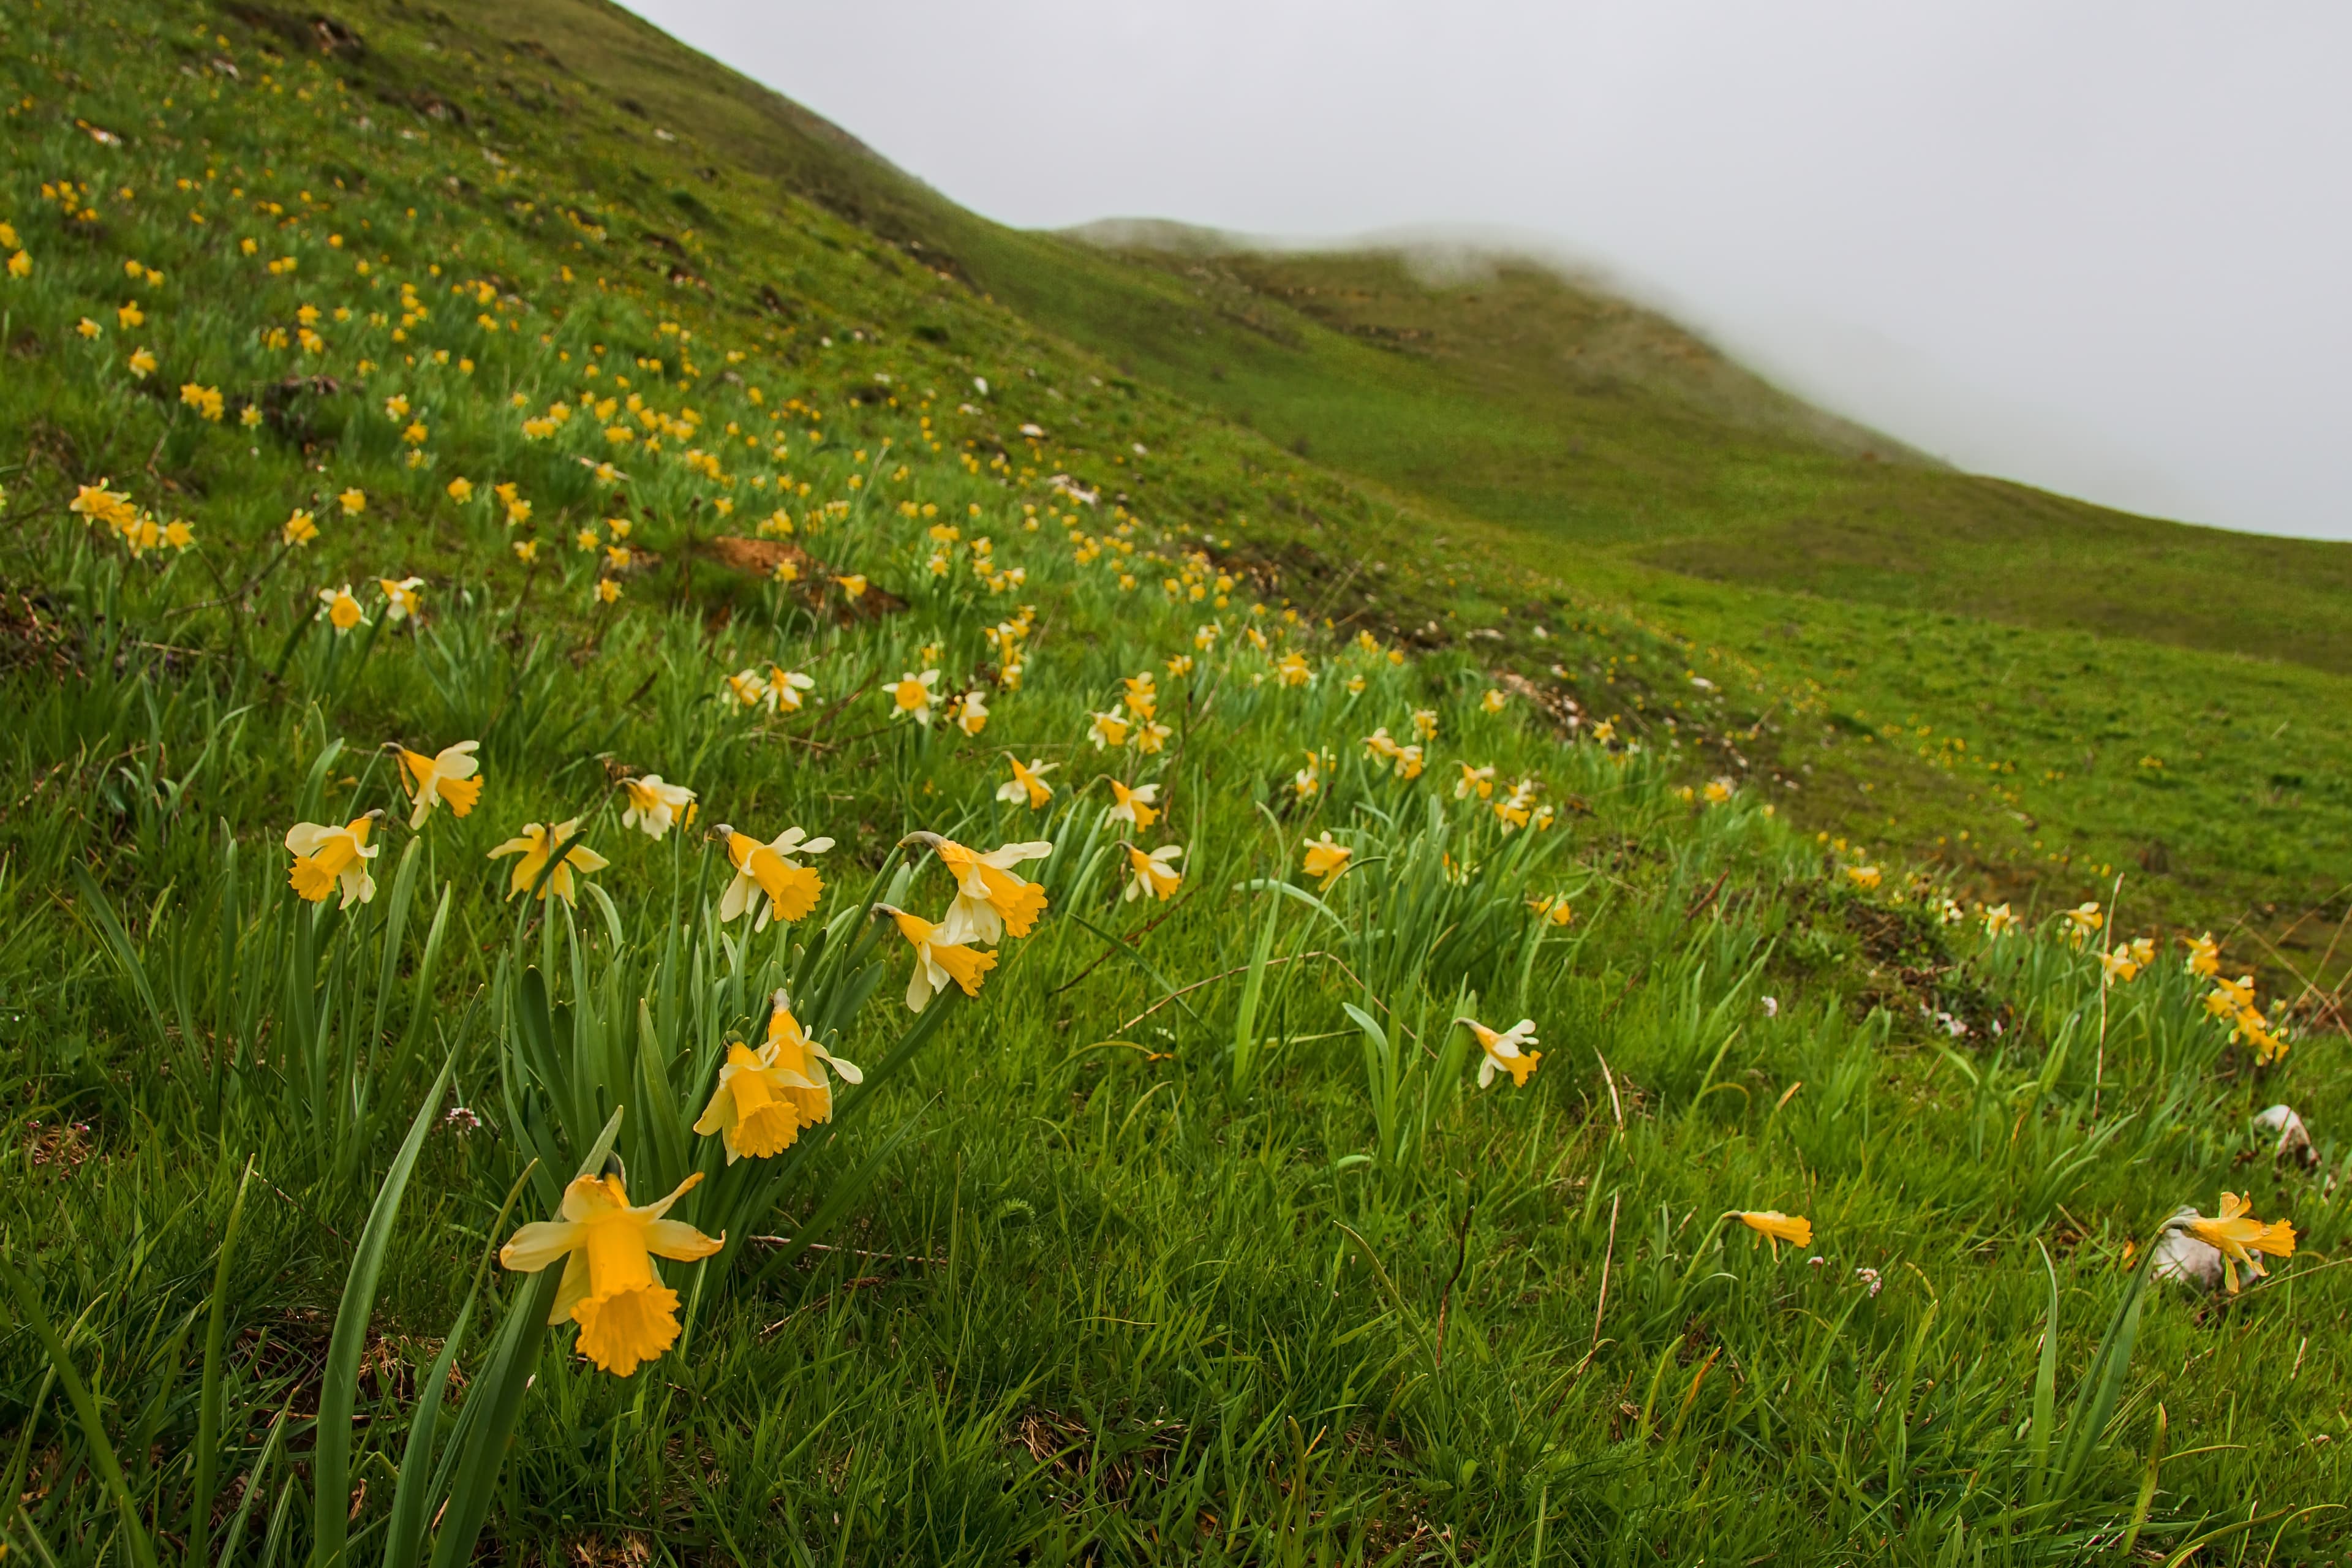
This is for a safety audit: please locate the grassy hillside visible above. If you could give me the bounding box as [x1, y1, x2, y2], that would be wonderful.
[407, 0, 2352, 948]
[0, 1, 2348, 1565]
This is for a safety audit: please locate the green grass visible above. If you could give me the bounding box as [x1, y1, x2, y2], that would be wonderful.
[0, 1, 2348, 1564]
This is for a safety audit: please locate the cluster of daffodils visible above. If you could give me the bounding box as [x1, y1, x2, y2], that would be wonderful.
[2186, 933, 2291, 1065]
[69, 479, 194, 559]
[1088, 671, 1174, 755]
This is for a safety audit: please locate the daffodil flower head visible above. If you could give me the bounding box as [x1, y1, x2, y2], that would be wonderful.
[619, 775, 696, 840]
[285, 811, 383, 908]
[488, 817, 610, 905]
[1463, 1017, 1540, 1088]
[498, 1169, 722, 1376]
[1302, 832, 1352, 889]
[1123, 842, 1184, 902]
[378, 576, 424, 622]
[315, 583, 366, 633]
[715, 824, 831, 929]
[1731, 1210, 1814, 1252]
[2173, 1193, 2295, 1293]
[887, 668, 942, 725]
[876, 903, 998, 1012]
[956, 690, 990, 736]
[393, 740, 483, 828]
[693, 990, 863, 1163]
[1107, 778, 1159, 831]
[904, 832, 1052, 944]
[997, 755, 1057, 809]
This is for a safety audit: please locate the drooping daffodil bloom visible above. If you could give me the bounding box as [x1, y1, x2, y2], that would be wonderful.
[997, 756, 1057, 809]
[1124, 843, 1183, 902]
[1302, 832, 1352, 889]
[1731, 1210, 1814, 1251]
[2174, 1193, 2296, 1294]
[285, 811, 383, 908]
[1463, 1017, 1540, 1088]
[692, 990, 861, 1163]
[1107, 779, 1159, 831]
[392, 739, 482, 828]
[488, 817, 609, 905]
[714, 824, 831, 929]
[619, 775, 696, 840]
[903, 832, 1052, 945]
[497, 1170, 723, 1377]
[876, 904, 998, 1012]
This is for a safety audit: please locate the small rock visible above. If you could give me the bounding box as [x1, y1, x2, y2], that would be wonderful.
[2255, 1104, 2316, 1166]
[2152, 1215, 2225, 1291]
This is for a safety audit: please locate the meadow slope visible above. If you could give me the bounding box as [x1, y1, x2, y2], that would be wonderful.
[0, 1, 2348, 1566]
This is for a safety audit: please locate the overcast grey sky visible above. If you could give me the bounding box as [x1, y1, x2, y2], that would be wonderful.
[620, 1, 2352, 541]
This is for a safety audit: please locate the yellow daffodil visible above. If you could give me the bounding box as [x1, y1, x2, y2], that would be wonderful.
[1166, 653, 1194, 677]
[337, 488, 366, 516]
[1983, 903, 2019, 937]
[886, 668, 941, 726]
[619, 775, 696, 840]
[379, 576, 424, 622]
[723, 668, 765, 709]
[1275, 651, 1311, 687]
[2174, 1193, 2296, 1294]
[498, 1170, 722, 1376]
[1464, 1017, 1540, 1088]
[285, 812, 382, 908]
[2100, 946, 2142, 986]
[595, 578, 622, 605]
[393, 740, 483, 828]
[447, 476, 475, 502]
[693, 990, 861, 1163]
[878, 904, 998, 1012]
[1124, 843, 1183, 902]
[997, 756, 1057, 809]
[1412, 709, 1439, 741]
[2064, 901, 2103, 946]
[905, 832, 1052, 944]
[2184, 932, 2220, 978]
[766, 665, 815, 712]
[1703, 777, 1734, 805]
[1481, 688, 1507, 714]
[1529, 894, 1575, 927]
[1088, 706, 1131, 750]
[1302, 832, 1352, 889]
[956, 690, 990, 736]
[1732, 1210, 1814, 1251]
[1132, 717, 1172, 754]
[488, 818, 610, 905]
[513, 540, 540, 564]
[315, 584, 366, 633]
[127, 345, 157, 377]
[715, 824, 831, 930]
[1844, 865, 1882, 891]
[283, 509, 319, 548]
[835, 573, 868, 601]
[1494, 781, 1536, 831]
[1454, 763, 1495, 801]
[1363, 728, 1400, 762]
[1107, 779, 1159, 831]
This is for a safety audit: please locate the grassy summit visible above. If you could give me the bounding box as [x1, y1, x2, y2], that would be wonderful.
[0, 1, 2346, 1564]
